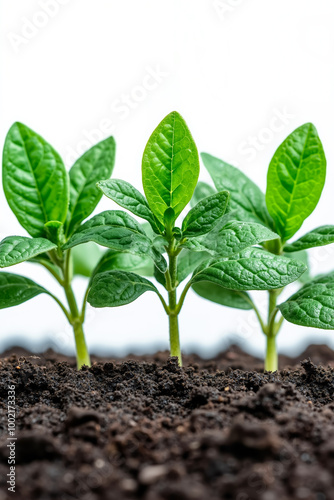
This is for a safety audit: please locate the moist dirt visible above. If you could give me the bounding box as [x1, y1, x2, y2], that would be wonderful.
[0, 344, 334, 500]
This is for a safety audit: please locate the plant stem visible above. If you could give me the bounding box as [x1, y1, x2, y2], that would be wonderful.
[40, 260, 64, 285]
[265, 289, 279, 372]
[80, 285, 90, 322]
[72, 321, 91, 369]
[166, 245, 182, 366]
[175, 280, 192, 315]
[47, 292, 71, 323]
[268, 289, 277, 320]
[244, 295, 267, 333]
[265, 332, 277, 372]
[250, 288, 284, 372]
[168, 294, 182, 365]
[63, 250, 91, 369]
[249, 237, 285, 372]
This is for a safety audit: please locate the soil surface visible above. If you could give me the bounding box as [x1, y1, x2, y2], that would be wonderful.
[0, 344, 334, 500]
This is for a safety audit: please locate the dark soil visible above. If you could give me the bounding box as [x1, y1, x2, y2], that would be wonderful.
[0, 344, 334, 500]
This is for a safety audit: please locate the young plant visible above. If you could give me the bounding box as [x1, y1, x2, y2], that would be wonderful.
[76, 111, 306, 366]
[196, 123, 329, 371]
[1, 123, 116, 368]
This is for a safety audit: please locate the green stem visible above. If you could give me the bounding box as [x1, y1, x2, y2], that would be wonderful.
[265, 333, 277, 372]
[175, 280, 192, 315]
[80, 284, 90, 322]
[72, 321, 91, 369]
[156, 292, 169, 315]
[276, 314, 284, 332]
[63, 250, 91, 369]
[244, 294, 267, 333]
[166, 245, 182, 366]
[268, 289, 278, 320]
[47, 292, 71, 323]
[265, 289, 279, 372]
[40, 260, 64, 285]
[168, 295, 182, 365]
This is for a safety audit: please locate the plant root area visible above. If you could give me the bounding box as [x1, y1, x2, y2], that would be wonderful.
[0, 344, 334, 500]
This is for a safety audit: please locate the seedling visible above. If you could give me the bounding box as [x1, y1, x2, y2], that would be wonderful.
[1, 123, 116, 368]
[76, 111, 306, 366]
[197, 123, 332, 371]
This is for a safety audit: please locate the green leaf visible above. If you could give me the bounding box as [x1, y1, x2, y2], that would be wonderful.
[72, 242, 102, 278]
[284, 250, 311, 284]
[0, 272, 47, 308]
[0, 236, 57, 268]
[2, 122, 69, 237]
[191, 248, 306, 291]
[183, 221, 278, 257]
[63, 210, 167, 272]
[142, 111, 200, 224]
[88, 270, 158, 307]
[92, 250, 154, 281]
[67, 136, 116, 236]
[192, 282, 252, 310]
[190, 181, 216, 207]
[279, 272, 334, 329]
[266, 123, 326, 241]
[182, 191, 230, 237]
[201, 153, 273, 227]
[284, 225, 334, 252]
[97, 179, 163, 234]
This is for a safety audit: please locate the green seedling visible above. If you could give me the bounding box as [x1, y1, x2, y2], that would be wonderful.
[1, 122, 116, 368]
[197, 123, 330, 371]
[78, 111, 306, 366]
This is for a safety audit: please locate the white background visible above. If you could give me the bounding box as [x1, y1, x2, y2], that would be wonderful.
[1, 0, 334, 359]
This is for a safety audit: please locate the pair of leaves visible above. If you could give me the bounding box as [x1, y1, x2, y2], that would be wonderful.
[202, 123, 327, 243]
[99, 111, 200, 237]
[3, 122, 116, 243]
[88, 247, 306, 309]
[95, 113, 228, 280]
[1, 123, 116, 280]
[99, 178, 230, 240]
